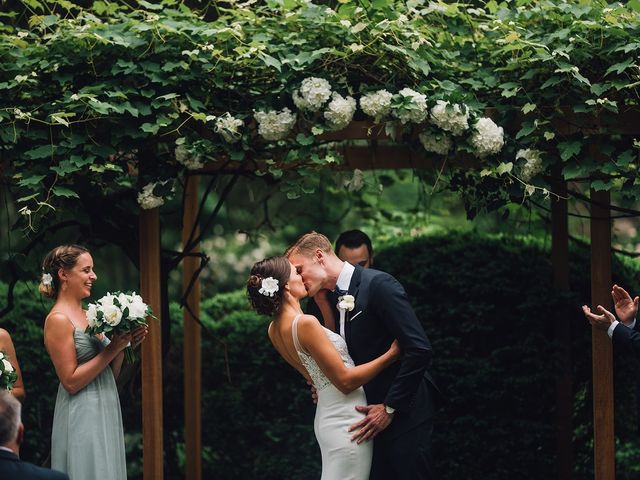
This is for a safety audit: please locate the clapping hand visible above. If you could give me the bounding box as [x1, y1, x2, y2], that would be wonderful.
[582, 304, 616, 331]
[612, 284, 639, 325]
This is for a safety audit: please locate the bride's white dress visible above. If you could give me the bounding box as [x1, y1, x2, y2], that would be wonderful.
[292, 314, 373, 480]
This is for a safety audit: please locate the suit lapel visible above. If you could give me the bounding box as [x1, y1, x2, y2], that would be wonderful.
[345, 265, 364, 346]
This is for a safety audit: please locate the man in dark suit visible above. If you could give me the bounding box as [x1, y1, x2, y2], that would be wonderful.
[306, 229, 374, 331]
[583, 284, 640, 356]
[288, 231, 440, 480]
[0, 391, 69, 480]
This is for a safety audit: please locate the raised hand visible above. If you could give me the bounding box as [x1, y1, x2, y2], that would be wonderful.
[582, 304, 616, 331]
[612, 284, 639, 325]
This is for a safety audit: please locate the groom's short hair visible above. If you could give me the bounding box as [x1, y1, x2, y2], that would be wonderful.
[0, 391, 21, 446]
[286, 231, 333, 258]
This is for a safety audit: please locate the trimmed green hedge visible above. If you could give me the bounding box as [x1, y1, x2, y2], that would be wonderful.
[2, 232, 639, 479]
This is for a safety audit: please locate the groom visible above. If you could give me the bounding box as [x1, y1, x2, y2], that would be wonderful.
[287, 231, 440, 480]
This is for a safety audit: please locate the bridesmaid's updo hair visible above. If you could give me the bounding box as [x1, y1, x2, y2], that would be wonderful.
[39, 244, 90, 299]
[247, 256, 291, 316]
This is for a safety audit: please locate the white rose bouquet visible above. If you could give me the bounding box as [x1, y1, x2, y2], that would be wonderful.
[85, 291, 152, 363]
[0, 351, 17, 391]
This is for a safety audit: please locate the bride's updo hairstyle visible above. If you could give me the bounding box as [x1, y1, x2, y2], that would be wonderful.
[247, 256, 291, 316]
[39, 244, 90, 299]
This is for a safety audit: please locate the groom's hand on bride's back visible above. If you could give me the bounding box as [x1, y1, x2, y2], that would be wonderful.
[307, 380, 318, 404]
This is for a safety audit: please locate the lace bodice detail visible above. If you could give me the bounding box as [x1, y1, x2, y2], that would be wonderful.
[292, 314, 355, 391]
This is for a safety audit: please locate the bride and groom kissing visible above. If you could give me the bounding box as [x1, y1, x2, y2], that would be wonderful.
[247, 232, 441, 480]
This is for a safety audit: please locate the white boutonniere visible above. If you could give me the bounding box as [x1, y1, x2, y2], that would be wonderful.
[337, 294, 355, 312]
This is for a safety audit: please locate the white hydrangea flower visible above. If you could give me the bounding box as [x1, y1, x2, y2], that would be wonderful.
[393, 88, 428, 124]
[137, 183, 165, 210]
[292, 77, 332, 112]
[345, 169, 365, 192]
[470, 117, 505, 157]
[418, 132, 453, 155]
[175, 145, 204, 170]
[324, 93, 356, 130]
[254, 108, 297, 141]
[430, 100, 470, 136]
[360, 89, 393, 121]
[516, 148, 544, 182]
[215, 112, 244, 143]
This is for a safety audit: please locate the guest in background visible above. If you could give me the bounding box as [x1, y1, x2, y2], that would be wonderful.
[0, 390, 68, 479]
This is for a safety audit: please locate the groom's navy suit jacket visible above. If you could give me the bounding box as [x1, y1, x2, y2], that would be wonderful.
[344, 265, 441, 437]
[612, 321, 640, 358]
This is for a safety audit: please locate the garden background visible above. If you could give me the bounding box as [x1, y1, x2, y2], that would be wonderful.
[2, 0, 640, 478]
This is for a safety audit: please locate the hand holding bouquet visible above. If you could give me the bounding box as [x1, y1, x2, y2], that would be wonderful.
[85, 291, 152, 363]
[0, 351, 17, 391]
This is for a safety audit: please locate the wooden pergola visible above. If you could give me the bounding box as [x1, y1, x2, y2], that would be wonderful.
[137, 115, 638, 480]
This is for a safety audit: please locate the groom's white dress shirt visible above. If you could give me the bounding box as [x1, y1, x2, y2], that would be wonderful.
[335, 262, 355, 338]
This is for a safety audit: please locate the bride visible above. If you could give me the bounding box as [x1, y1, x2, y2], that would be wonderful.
[247, 256, 399, 480]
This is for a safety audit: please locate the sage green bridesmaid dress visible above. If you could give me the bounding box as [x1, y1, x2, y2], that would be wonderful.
[51, 324, 127, 480]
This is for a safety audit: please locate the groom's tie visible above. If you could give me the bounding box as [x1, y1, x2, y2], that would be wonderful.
[336, 288, 348, 338]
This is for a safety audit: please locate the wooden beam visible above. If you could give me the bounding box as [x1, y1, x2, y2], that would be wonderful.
[590, 188, 615, 480]
[182, 176, 202, 480]
[550, 177, 573, 479]
[139, 207, 164, 480]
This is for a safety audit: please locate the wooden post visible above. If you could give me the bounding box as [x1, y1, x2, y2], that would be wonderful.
[590, 188, 615, 480]
[139, 207, 164, 480]
[182, 176, 202, 480]
[551, 178, 573, 479]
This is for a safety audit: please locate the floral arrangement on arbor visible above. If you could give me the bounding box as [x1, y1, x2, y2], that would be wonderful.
[1, 0, 639, 228]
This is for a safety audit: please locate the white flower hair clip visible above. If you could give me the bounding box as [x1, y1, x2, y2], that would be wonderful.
[259, 277, 279, 297]
[42, 273, 53, 287]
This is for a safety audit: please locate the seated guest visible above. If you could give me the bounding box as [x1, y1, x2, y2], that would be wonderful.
[0, 391, 69, 480]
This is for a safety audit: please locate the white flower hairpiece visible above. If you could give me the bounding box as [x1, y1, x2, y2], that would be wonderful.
[259, 277, 279, 297]
[42, 273, 53, 287]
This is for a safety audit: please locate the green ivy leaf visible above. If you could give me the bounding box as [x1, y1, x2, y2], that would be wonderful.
[296, 133, 314, 146]
[557, 140, 582, 161]
[591, 179, 612, 191]
[605, 58, 635, 76]
[53, 186, 79, 198]
[496, 162, 513, 175]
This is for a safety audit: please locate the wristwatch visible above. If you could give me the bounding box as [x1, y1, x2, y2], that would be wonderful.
[384, 404, 395, 415]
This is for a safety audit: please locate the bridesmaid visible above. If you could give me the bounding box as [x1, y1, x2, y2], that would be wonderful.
[40, 245, 147, 480]
[0, 329, 25, 401]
